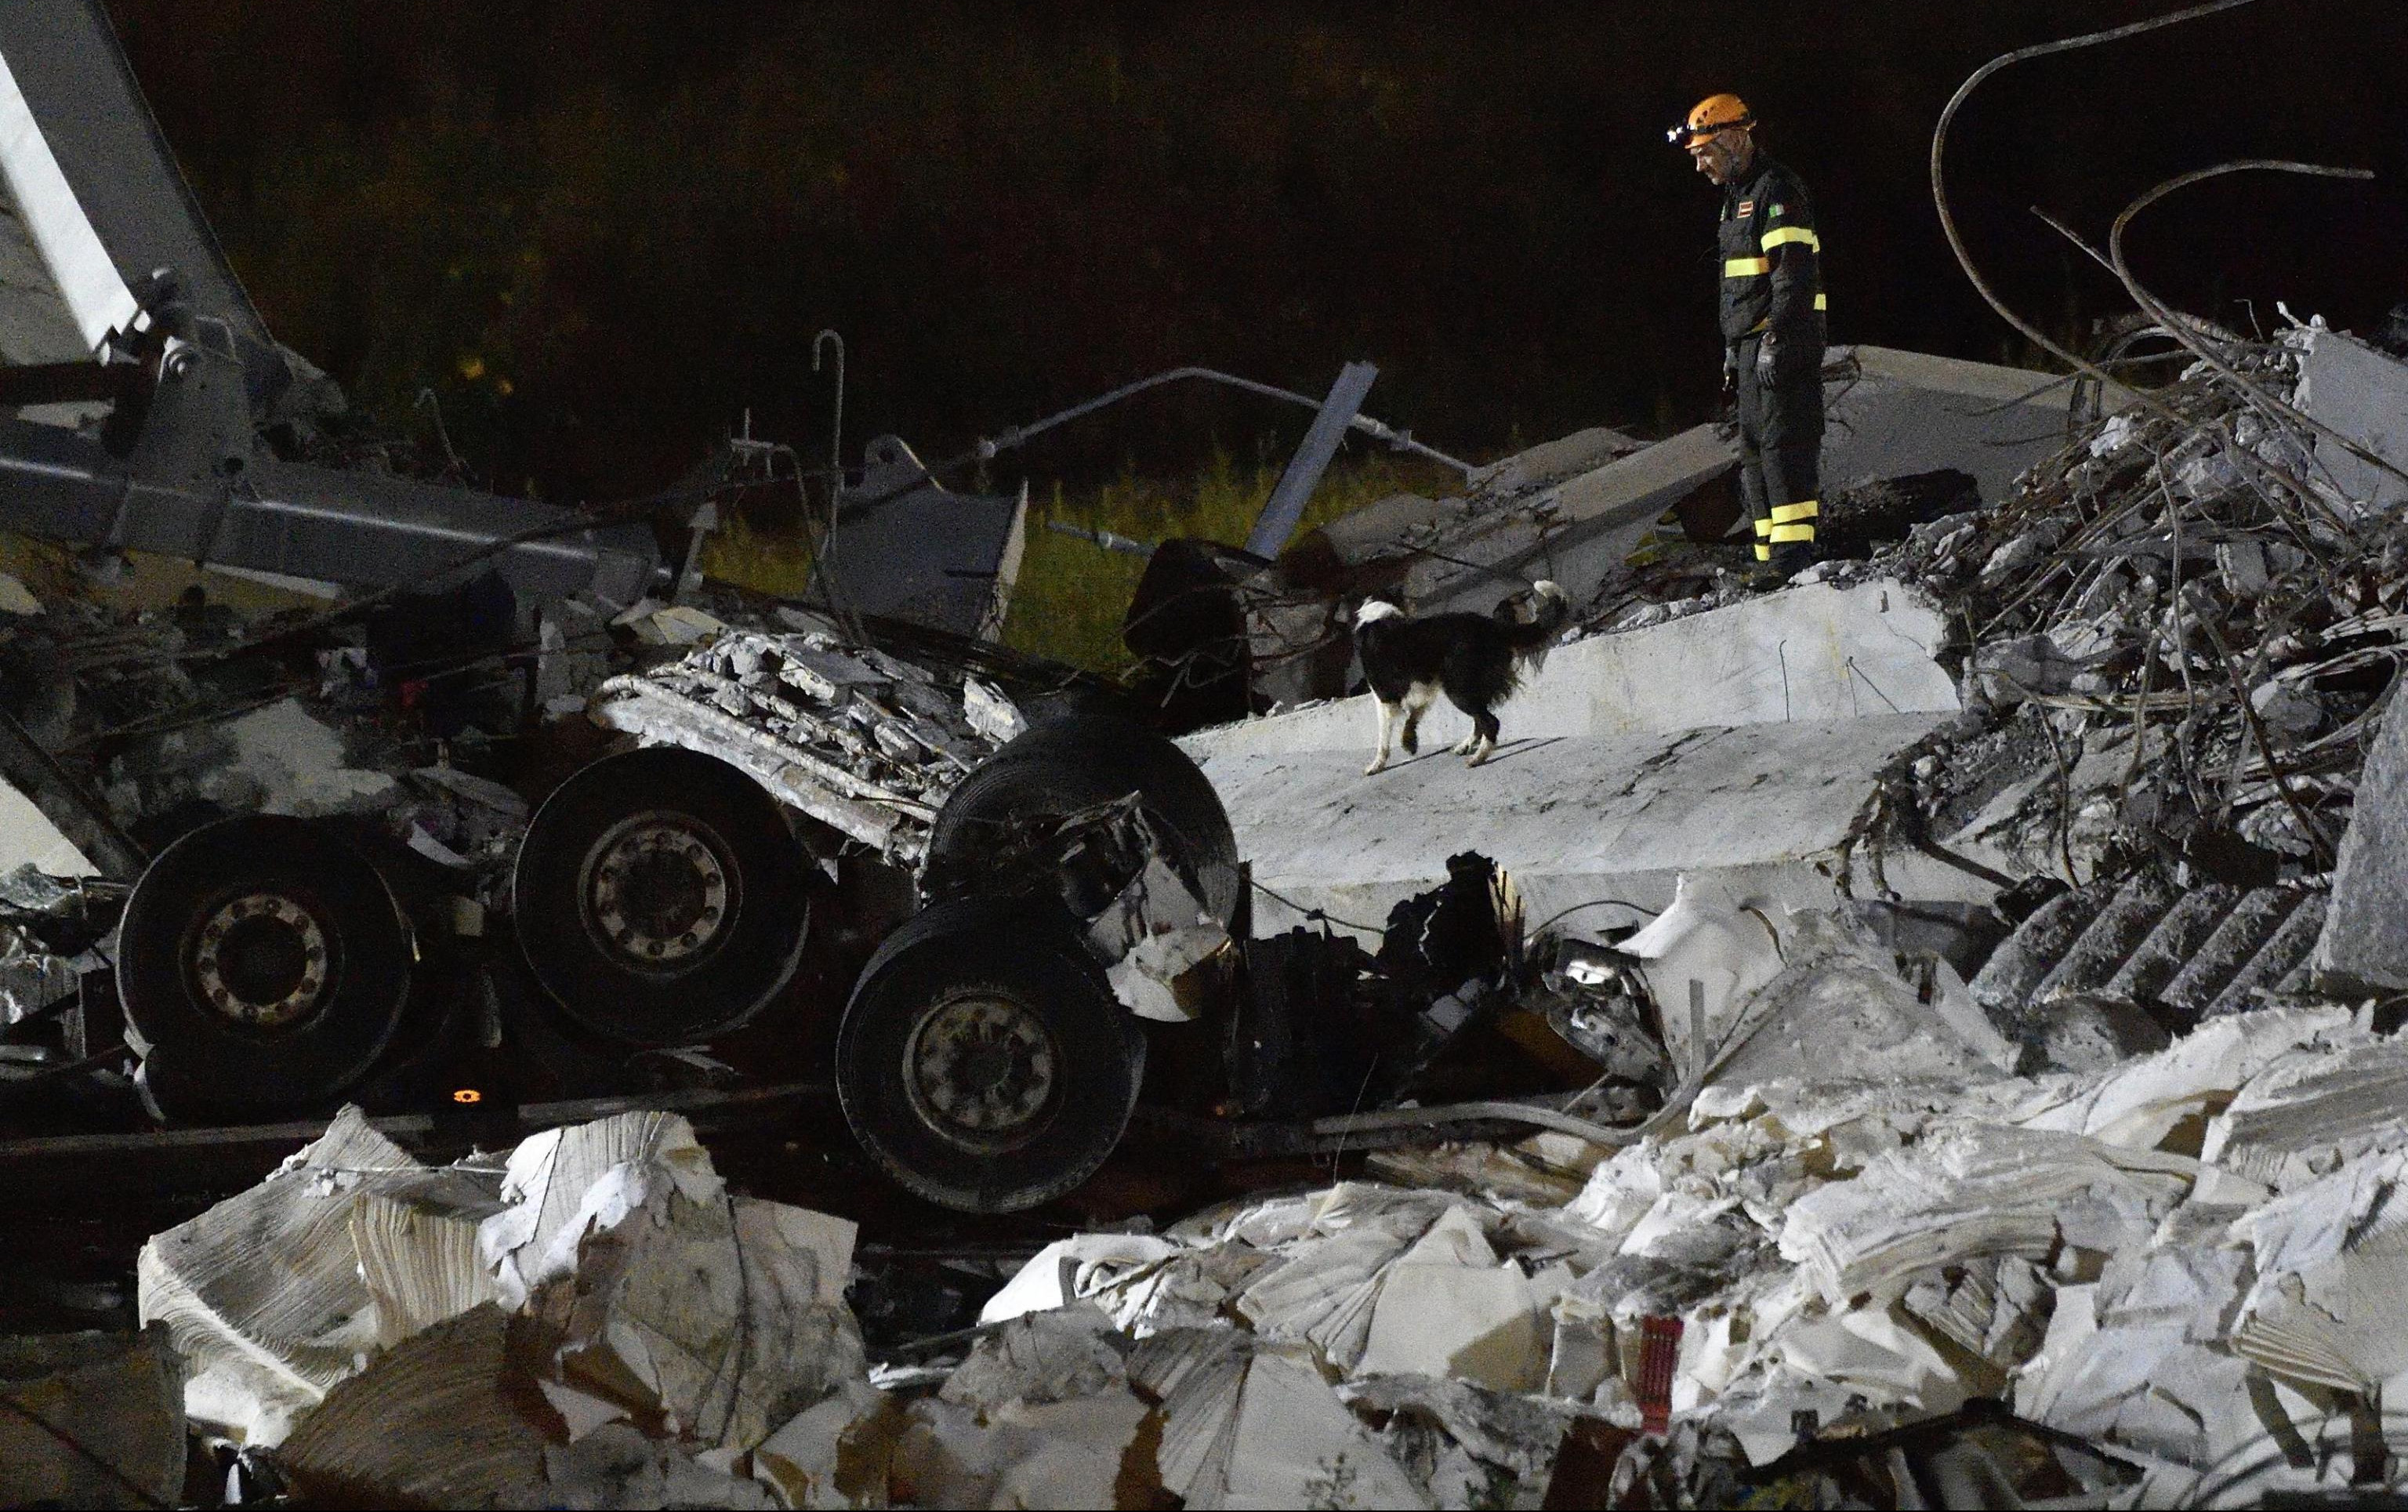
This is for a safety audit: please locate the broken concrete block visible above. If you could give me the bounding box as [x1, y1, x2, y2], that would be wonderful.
[2025, 994, 2171, 1074]
[1188, 578, 1958, 760]
[0, 774, 96, 877]
[204, 698, 399, 818]
[1971, 633, 2091, 704]
[489, 1113, 862, 1450]
[0, 1326, 187, 1510]
[274, 1303, 553, 1508]
[1130, 1329, 1428, 1509]
[137, 1107, 506, 1444]
[2294, 327, 2408, 514]
[2313, 691, 2408, 993]
[1469, 426, 1645, 495]
[2249, 677, 2323, 736]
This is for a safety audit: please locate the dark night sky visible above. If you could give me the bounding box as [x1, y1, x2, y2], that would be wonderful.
[101, 1, 2408, 506]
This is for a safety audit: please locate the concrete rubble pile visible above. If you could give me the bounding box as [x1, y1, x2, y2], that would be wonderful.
[136, 1107, 865, 1508]
[956, 981, 2408, 1506]
[1831, 322, 2408, 908]
[96, 919, 2408, 1507]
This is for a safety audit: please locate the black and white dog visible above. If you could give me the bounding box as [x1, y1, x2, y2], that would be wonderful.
[1353, 581, 1568, 775]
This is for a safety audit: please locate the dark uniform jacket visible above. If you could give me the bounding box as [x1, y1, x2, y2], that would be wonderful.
[1717, 153, 1826, 364]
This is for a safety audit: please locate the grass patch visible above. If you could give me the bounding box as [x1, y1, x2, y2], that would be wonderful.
[701, 446, 1455, 678]
[1004, 448, 1447, 674]
[698, 513, 818, 601]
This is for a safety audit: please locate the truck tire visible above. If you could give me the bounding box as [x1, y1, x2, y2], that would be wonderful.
[513, 747, 809, 1046]
[925, 713, 1241, 926]
[836, 897, 1141, 1213]
[118, 815, 412, 1118]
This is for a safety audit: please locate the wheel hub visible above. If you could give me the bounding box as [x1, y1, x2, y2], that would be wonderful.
[192, 893, 330, 1029]
[905, 994, 1059, 1147]
[586, 817, 730, 966]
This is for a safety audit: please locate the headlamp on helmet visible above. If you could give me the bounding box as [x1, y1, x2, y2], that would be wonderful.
[1669, 92, 1753, 148]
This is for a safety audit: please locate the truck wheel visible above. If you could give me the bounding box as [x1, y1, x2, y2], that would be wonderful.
[118, 815, 412, 1118]
[513, 748, 809, 1046]
[926, 713, 1241, 926]
[836, 897, 1141, 1213]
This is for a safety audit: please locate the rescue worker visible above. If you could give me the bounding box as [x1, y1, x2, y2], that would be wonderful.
[1669, 93, 1826, 580]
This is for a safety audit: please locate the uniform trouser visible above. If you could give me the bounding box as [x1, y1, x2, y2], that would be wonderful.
[1734, 335, 1825, 567]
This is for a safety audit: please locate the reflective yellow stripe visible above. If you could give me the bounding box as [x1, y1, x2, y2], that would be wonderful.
[1768, 523, 1816, 543]
[1723, 256, 1770, 277]
[1768, 499, 1819, 524]
[1753, 517, 1773, 536]
[1814, 292, 1828, 310]
[1753, 543, 1772, 561]
[1761, 226, 1820, 252]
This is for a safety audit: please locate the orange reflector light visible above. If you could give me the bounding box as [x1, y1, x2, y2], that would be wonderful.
[452, 1088, 483, 1104]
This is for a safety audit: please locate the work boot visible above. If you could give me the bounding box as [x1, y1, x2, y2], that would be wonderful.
[1770, 543, 1819, 581]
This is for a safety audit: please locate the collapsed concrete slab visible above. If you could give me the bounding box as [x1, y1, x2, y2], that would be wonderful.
[1819, 346, 2107, 506]
[1201, 711, 1969, 943]
[1403, 424, 1734, 619]
[1186, 578, 1957, 763]
[1186, 579, 1979, 941]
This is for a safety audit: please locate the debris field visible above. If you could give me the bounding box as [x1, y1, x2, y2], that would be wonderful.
[7, 5, 2408, 1509]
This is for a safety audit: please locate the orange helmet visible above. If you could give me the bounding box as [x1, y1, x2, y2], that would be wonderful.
[1667, 93, 1754, 148]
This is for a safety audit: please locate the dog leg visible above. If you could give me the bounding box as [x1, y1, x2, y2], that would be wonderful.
[1464, 711, 1502, 766]
[1365, 699, 1398, 775]
[1400, 682, 1437, 755]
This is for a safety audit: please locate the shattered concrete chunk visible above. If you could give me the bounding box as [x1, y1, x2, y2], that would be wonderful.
[137, 1107, 505, 1444]
[2314, 691, 2408, 993]
[274, 1304, 553, 1509]
[0, 1327, 186, 1510]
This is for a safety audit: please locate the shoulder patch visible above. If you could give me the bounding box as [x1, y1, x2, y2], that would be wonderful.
[1769, 202, 1786, 218]
[1735, 198, 1754, 217]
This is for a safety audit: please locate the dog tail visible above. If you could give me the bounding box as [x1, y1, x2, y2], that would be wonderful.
[1496, 579, 1569, 650]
